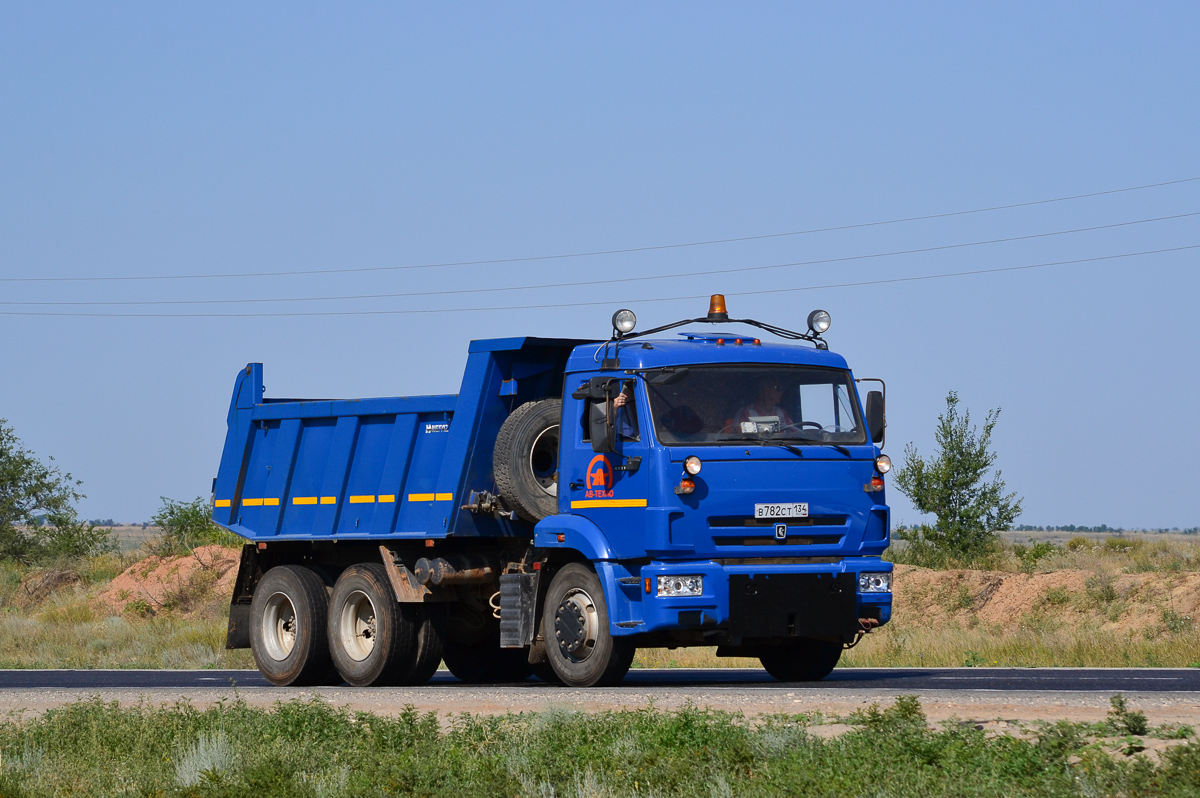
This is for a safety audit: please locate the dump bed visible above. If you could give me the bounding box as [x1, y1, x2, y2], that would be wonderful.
[211, 337, 588, 541]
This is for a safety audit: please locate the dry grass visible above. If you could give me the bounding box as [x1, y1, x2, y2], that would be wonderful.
[6, 533, 1200, 671]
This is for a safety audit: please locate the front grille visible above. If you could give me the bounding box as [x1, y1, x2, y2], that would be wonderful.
[715, 556, 843, 565]
[708, 515, 846, 528]
[713, 534, 843, 547]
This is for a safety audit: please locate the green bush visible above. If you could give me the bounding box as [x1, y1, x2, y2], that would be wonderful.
[892, 392, 1022, 567]
[1, 696, 1198, 797]
[0, 419, 114, 564]
[151, 497, 242, 556]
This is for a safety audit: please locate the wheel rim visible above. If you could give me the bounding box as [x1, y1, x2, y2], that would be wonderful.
[529, 424, 560, 497]
[339, 590, 378, 662]
[261, 591, 298, 662]
[553, 587, 599, 663]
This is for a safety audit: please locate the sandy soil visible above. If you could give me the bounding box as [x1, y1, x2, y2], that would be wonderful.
[96, 545, 240, 615]
[893, 564, 1200, 635]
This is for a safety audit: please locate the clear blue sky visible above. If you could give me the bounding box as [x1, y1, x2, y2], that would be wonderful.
[1, 4, 1197, 528]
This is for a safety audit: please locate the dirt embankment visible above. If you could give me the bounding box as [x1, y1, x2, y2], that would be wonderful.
[48, 549, 1200, 637]
[893, 564, 1200, 634]
[96, 545, 241, 616]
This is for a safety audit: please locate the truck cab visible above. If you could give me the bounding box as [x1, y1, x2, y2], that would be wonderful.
[213, 296, 892, 688]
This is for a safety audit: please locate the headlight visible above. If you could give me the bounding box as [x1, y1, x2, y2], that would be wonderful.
[612, 309, 637, 334]
[807, 309, 831, 335]
[858, 572, 892, 593]
[874, 454, 892, 474]
[657, 575, 703, 597]
[684, 456, 702, 475]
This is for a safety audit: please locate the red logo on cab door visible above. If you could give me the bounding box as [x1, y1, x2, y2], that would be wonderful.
[585, 455, 613, 498]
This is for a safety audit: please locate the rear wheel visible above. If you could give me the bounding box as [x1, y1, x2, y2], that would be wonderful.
[249, 565, 335, 686]
[542, 563, 634, 687]
[402, 603, 447, 686]
[328, 564, 424, 687]
[759, 639, 843, 682]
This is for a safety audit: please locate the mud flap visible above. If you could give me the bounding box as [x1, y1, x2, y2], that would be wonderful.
[225, 544, 261, 649]
[499, 572, 539, 648]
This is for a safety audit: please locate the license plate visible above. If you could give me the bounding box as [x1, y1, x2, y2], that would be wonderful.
[754, 502, 809, 519]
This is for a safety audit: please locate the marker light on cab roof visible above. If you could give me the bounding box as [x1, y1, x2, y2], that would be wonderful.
[612, 309, 637, 335]
[807, 309, 831, 335]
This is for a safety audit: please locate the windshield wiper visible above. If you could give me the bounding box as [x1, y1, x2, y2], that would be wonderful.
[796, 439, 851, 456]
[737, 435, 851, 457]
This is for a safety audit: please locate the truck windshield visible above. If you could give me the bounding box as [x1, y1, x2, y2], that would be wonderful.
[643, 365, 867, 447]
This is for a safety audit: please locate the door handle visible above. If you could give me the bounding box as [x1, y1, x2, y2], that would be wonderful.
[569, 481, 585, 490]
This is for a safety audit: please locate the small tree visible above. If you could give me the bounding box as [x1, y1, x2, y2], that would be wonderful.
[892, 391, 1022, 564]
[0, 419, 114, 563]
[151, 496, 241, 555]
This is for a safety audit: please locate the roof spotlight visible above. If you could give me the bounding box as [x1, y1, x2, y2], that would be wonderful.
[612, 309, 637, 335]
[807, 309, 831, 335]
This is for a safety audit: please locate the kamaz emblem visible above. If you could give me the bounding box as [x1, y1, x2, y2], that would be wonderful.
[424, 423, 450, 433]
[775, 523, 787, 540]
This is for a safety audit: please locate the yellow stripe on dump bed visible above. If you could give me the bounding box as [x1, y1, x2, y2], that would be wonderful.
[407, 492, 454, 502]
[349, 495, 375, 504]
[378, 495, 395, 503]
[292, 497, 318, 505]
[242, 498, 263, 507]
[264, 498, 280, 506]
[320, 496, 336, 505]
[570, 499, 649, 509]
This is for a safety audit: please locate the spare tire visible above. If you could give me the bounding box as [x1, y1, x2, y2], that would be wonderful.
[494, 398, 561, 522]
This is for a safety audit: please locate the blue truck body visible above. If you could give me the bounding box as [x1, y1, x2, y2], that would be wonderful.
[213, 307, 893, 686]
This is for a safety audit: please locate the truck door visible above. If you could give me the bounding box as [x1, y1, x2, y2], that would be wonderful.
[564, 375, 649, 556]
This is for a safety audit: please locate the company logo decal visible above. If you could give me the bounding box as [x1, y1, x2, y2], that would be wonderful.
[584, 454, 613, 498]
[424, 423, 450, 433]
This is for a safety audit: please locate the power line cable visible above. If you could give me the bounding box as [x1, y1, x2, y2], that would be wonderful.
[4, 210, 1197, 306]
[1, 244, 1192, 318]
[2, 176, 1198, 284]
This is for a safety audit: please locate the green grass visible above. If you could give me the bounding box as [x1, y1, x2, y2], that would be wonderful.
[1, 696, 1198, 797]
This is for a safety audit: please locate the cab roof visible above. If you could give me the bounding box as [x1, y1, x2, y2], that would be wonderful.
[565, 332, 849, 373]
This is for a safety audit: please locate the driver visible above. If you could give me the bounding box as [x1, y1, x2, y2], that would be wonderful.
[733, 376, 794, 430]
[610, 382, 639, 440]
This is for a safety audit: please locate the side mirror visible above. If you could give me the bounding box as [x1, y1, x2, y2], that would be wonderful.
[865, 391, 885, 444]
[588, 401, 615, 453]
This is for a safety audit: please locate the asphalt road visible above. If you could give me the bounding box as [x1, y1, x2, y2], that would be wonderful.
[2, 667, 1198, 692]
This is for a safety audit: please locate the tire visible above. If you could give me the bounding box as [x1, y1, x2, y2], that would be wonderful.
[542, 563, 634, 687]
[494, 398, 562, 522]
[401, 603, 447, 686]
[249, 565, 336, 686]
[759, 639, 843, 682]
[327, 563, 423, 687]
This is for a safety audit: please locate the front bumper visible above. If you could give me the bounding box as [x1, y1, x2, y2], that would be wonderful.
[603, 558, 893, 641]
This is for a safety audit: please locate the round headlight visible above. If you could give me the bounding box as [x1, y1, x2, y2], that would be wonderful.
[874, 454, 892, 474]
[612, 309, 637, 335]
[684, 456, 702, 475]
[807, 309, 831, 335]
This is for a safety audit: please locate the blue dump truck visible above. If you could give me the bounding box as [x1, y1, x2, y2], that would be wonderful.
[213, 296, 893, 687]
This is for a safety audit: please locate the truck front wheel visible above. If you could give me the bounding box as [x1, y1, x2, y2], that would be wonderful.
[542, 563, 634, 687]
[327, 564, 441, 686]
[249, 565, 336, 686]
[759, 639, 842, 682]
